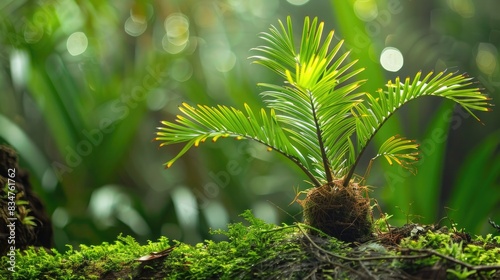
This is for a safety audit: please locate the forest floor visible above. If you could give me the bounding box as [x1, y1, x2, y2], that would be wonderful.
[2, 210, 500, 279]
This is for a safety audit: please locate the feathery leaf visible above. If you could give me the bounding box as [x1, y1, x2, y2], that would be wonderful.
[158, 16, 492, 188]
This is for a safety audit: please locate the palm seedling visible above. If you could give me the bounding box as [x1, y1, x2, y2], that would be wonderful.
[156, 17, 491, 242]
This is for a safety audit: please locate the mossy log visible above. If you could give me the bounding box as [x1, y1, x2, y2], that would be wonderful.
[2, 211, 500, 279]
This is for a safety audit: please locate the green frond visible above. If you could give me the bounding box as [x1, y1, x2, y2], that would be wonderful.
[343, 71, 492, 185]
[158, 16, 491, 189]
[156, 102, 320, 185]
[252, 16, 366, 183]
[250, 17, 297, 78]
[375, 135, 419, 170]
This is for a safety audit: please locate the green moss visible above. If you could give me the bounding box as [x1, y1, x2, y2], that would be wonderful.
[1, 211, 499, 279]
[398, 230, 500, 278]
[1, 234, 170, 279]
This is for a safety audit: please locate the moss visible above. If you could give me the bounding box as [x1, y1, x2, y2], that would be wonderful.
[1, 211, 499, 279]
[1, 235, 170, 279]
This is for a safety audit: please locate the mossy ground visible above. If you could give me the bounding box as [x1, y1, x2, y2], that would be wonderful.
[1, 210, 500, 279]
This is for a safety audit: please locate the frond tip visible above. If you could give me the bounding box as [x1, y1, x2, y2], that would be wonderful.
[376, 135, 419, 169]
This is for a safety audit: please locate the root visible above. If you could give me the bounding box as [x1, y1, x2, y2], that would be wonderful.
[298, 180, 372, 242]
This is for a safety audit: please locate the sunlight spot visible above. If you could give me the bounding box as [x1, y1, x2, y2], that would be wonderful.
[162, 34, 187, 54]
[214, 49, 236, 72]
[41, 168, 57, 191]
[171, 186, 198, 229]
[147, 90, 169, 111]
[380, 47, 404, 72]
[253, 201, 278, 224]
[66, 32, 88, 56]
[170, 59, 193, 82]
[354, 0, 379, 22]
[87, 185, 150, 235]
[163, 13, 190, 54]
[52, 207, 69, 228]
[165, 13, 190, 46]
[124, 16, 147, 37]
[476, 43, 497, 75]
[250, 0, 279, 17]
[202, 45, 237, 73]
[202, 201, 229, 230]
[10, 50, 29, 89]
[55, 0, 84, 34]
[287, 0, 309, 5]
[116, 206, 150, 236]
[447, 0, 475, 18]
[89, 185, 123, 228]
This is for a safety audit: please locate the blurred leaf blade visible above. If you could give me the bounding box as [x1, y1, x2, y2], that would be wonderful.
[447, 130, 500, 232]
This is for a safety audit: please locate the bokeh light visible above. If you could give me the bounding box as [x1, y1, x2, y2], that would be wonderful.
[66, 31, 88, 56]
[447, 0, 475, 18]
[202, 201, 229, 230]
[249, 0, 279, 18]
[124, 16, 147, 37]
[287, 0, 310, 6]
[163, 13, 190, 54]
[170, 58, 193, 82]
[353, 0, 378, 21]
[252, 201, 278, 224]
[9, 50, 29, 89]
[380, 47, 404, 72]
[147, 90, 169, 111]
[476, 43, 497, 75]
[88, 185, 150, 236]
[51, 207, 69, 228]
[213, 49, 236, 73]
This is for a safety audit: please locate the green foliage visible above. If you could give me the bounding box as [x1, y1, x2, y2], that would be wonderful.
[329, 1, 499, 229]
[0, 234, 170, 279]
[447, 131, 500, 232]
[3, 210, 500, 279]
[165, 210, 303, 279]
[156, 16, 491, 188]
[0, 0, 497, 251]
[400, 231, 500, 278]
[1, 183, 37, 227]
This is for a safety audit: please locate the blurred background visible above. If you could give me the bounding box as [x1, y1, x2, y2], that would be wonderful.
[0, 0, 499, 252]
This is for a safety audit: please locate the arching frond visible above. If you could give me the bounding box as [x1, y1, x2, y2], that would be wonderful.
[155, 103, 320, 185]
[343, 71, 492, 185]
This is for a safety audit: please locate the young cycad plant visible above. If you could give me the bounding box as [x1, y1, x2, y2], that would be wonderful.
[156, 17, 491, 242]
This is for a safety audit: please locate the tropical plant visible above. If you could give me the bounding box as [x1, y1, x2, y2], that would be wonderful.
[155, 16, 491, 241]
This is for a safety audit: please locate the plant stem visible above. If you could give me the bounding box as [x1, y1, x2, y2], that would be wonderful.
[342, 98, 418, 187]
[342, 114, 389, 187]
[309, 91, 333, 184]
